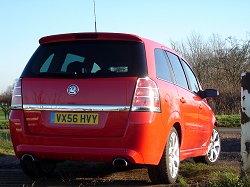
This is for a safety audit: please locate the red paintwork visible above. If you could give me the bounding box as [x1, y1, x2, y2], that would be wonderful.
[21, 77, 136, 137]
[10, 32, 216, 165]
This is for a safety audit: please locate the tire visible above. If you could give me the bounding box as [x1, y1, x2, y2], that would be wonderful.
[193, 127, 221, 165]
[148, 127, 180, 184]
[20, 157, 56, 178]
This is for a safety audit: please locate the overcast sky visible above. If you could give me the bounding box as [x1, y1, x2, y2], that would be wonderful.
[0, 0, 249, 92]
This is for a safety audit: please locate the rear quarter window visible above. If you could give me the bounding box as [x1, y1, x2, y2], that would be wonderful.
[22, 41, 147, 78]
[154, 48, 173, 83]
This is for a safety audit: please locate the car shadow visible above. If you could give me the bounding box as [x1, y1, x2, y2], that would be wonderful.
[0, 135, 241, 186]
[0, 156, 155, 186]
[39, 161, 151, 186]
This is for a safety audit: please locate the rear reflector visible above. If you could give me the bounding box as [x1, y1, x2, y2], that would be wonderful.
[11, 79, 23, 110]
[131, 77, 160, 112]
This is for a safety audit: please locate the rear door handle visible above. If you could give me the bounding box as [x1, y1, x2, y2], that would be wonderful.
[180, 97, 186, 103]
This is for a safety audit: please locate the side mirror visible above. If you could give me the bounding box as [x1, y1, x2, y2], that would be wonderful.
[198, 89, 219, 99]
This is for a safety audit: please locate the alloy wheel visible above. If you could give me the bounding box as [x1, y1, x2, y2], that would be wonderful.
[168, 131, 180, 178]
[207, 128, 221, 162]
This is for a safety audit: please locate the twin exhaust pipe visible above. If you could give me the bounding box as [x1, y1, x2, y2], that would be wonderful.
[21, 154, 35, 161]
[112, 158, 128, 167]
[21, 154, 128, 167]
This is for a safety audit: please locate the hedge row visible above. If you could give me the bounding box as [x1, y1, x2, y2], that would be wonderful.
[0, 115, 241, 129]
[216, 114, 240, 127]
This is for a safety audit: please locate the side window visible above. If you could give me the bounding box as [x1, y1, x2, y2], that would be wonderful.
[154, 49, 173, 82]
[181, 59, 200, 93]
[166, 51, 189, 89]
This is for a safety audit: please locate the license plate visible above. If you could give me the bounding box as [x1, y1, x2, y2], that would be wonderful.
[50, 112, 99, 125]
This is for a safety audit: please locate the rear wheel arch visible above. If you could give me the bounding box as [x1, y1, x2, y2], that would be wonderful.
[173, 123, 182, 148]
[165, 111, 182, 143]
[148, 126, 180, 184]
[212, 114, 218, 127]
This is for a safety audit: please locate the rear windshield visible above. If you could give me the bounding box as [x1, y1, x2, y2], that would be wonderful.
[21, 41, 147, 78]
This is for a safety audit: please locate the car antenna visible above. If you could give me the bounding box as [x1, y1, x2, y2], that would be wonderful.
[93, 0, 97, 32]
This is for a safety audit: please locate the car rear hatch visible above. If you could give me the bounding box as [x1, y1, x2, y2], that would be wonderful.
[19, 33, 148, 137]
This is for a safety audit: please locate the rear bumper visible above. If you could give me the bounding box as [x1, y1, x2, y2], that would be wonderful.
[16, 144, 144, 164]
[10, 110, 169, 165]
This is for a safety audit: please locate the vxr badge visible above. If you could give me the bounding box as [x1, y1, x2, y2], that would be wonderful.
[67, 84, 79, 96]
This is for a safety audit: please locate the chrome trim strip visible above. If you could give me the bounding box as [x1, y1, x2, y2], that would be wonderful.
[23, 104, 130, 112]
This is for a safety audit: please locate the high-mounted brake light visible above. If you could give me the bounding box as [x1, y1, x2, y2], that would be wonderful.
[11, 79, 23, 110]
[131, 77, 161, 112]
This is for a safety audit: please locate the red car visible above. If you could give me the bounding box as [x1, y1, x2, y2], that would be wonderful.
[10, 32, 220, 184]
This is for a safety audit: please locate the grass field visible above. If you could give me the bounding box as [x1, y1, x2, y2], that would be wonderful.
[0, 130, 14, 155]
[0, 110, 9, 129]
[0, 110, 5, 120]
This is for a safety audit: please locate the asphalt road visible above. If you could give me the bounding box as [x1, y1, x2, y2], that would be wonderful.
[218, 127, 241, 134]
[219, 128, 241, 157]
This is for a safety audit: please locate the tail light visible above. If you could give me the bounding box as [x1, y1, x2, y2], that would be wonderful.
[131, 77, 161, 112]
[11, 78, 23, 110]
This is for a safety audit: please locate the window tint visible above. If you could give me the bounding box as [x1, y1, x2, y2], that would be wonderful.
[154, 49, 173, 82]
[181, 59, 200, 93]
[40, 54, 54, 73]
[166, 52, 188, 89]
[61, 54, 85, 72]
[22, 41, 147, 78]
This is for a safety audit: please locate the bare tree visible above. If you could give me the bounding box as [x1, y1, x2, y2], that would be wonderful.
[170, 33, 250, 114]
[0, 85, 13, 119]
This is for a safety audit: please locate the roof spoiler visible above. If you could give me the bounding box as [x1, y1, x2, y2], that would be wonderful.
[39, 32, 143, 45]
